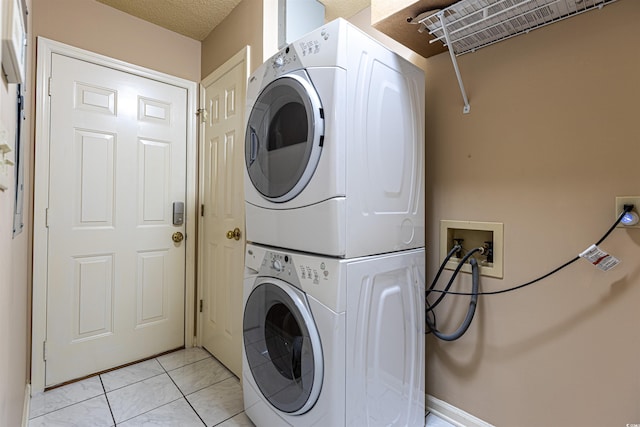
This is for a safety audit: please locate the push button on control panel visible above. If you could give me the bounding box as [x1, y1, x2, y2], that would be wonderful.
[297, 261, 329, 285]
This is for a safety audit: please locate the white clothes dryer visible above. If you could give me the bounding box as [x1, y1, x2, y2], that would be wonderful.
[242, 243, 426, 426]
[244, 18, 425, 258]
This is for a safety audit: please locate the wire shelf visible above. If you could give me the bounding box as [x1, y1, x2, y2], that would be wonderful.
[419, 0, 619, 56]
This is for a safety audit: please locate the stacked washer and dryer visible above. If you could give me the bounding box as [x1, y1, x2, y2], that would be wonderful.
[242, 18, 426, 426]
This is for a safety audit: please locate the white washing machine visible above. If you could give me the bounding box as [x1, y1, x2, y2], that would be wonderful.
[242, 243, 426, 426]
[244, 18, 425, 258]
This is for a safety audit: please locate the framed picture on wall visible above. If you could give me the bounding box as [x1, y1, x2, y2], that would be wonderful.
[2, 0, 27, 84]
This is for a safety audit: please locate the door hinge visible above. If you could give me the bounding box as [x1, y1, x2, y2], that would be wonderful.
[45, 208, 49, 228]
[48, 77, 52, 96]
[196, 108, 208, 123]
[200, 204, 204, 216]
[43, 341, 47, 361]
[199, 299, 203, 313]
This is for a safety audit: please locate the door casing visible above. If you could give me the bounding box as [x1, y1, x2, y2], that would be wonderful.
[31, 37, 199, 393]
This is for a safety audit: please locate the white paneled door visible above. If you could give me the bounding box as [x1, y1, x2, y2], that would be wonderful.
[199, 48, 249, 377]
[44, 53, 187, 386]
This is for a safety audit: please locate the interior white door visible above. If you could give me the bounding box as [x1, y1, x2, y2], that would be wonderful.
[199, 48, 248, 377]
[45, 53, 187, 386]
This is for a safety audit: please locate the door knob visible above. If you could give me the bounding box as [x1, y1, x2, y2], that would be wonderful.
[226, 227, 242, 241]
[172, 231, 184, 243]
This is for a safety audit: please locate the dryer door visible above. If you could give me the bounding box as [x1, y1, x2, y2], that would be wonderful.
[245, 70, 324, 203]
[243, 278, 323, 415]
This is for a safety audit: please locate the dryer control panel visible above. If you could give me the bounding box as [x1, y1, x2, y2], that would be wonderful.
[260, 19, 342, 82]
[270, 27, 328, 75]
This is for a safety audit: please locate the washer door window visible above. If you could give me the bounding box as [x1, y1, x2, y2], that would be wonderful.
[243, 279, 323, 414]
[245, 71, 324, 203]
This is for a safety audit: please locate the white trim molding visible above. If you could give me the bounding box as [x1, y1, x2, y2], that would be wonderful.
[427, 394, 495, 427]
[22, 383, 30, 427]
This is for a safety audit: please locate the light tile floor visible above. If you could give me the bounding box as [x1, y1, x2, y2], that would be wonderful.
[29, 346, 452, 427]
[28, 348, 254, 427]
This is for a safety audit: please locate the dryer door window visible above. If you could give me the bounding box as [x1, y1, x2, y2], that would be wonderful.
[243, 279, 323, 414]
[245, 71, 324, 203]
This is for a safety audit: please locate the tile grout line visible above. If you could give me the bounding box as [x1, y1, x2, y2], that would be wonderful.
[160, 355, 209, 426]
[106, 349, 212, 425]
[101, 354, 197, 394]
[211, 408, 246, 427]
[114, 396, 188, 425]
[29, 381, 105, 421]
[162, 352, 245, 426]
[187, 349, 246, 426]
[165, 354, 235, 396]
[98, 374, 117, 426]
[102, 371, 166, 394]
[105, 359, 187, 426]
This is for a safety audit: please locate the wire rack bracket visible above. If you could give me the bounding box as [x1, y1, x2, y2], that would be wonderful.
[420, 0, 619, 114]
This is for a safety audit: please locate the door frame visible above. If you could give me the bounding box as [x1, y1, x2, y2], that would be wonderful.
[196, 46, 250, 348]
[31, 37, 199, 393]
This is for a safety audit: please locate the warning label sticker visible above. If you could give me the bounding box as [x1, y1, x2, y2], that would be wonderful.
[579, 244, 620, 271]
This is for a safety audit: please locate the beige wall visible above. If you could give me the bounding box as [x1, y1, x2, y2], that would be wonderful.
[423, 1, 640, 425]
[1, 0, 33, 424]
[201, 0, 263, 78]
[32, 0, 200, 81]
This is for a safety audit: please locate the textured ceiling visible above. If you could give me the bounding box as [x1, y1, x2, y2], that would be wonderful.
[97, 0, 371, 41]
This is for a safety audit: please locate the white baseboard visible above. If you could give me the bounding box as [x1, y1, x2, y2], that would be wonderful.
[22, 383, 31, 427]
[427, 394, 494, 427]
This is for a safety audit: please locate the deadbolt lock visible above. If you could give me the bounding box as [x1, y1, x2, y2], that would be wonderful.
[172, 231, 184, 243]
[226, 227, 242, 241]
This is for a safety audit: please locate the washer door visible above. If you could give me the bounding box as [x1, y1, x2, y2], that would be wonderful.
[245, 70, 324, 203]
[243, 278, 323, 415]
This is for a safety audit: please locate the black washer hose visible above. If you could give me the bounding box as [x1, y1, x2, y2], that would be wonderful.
[426, 253, 480, 341]
[428, 247, 483, 312]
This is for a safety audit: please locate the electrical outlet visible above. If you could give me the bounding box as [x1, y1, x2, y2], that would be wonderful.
[440, 220, 504, 278]
[615, 196, 640, 228]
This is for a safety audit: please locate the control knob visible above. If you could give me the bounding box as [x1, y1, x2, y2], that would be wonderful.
[273, 56, 284, 68]
[272, 259, 284, 272]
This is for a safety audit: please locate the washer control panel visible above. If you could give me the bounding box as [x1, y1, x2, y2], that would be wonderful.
[246, 244, 342, 311]
[261, 251, 294, 276]
[267, 252, 290, 274]
[254, 247, 332, 290]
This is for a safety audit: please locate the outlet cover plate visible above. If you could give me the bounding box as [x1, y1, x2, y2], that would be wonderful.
[615, 196, 640, 228]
